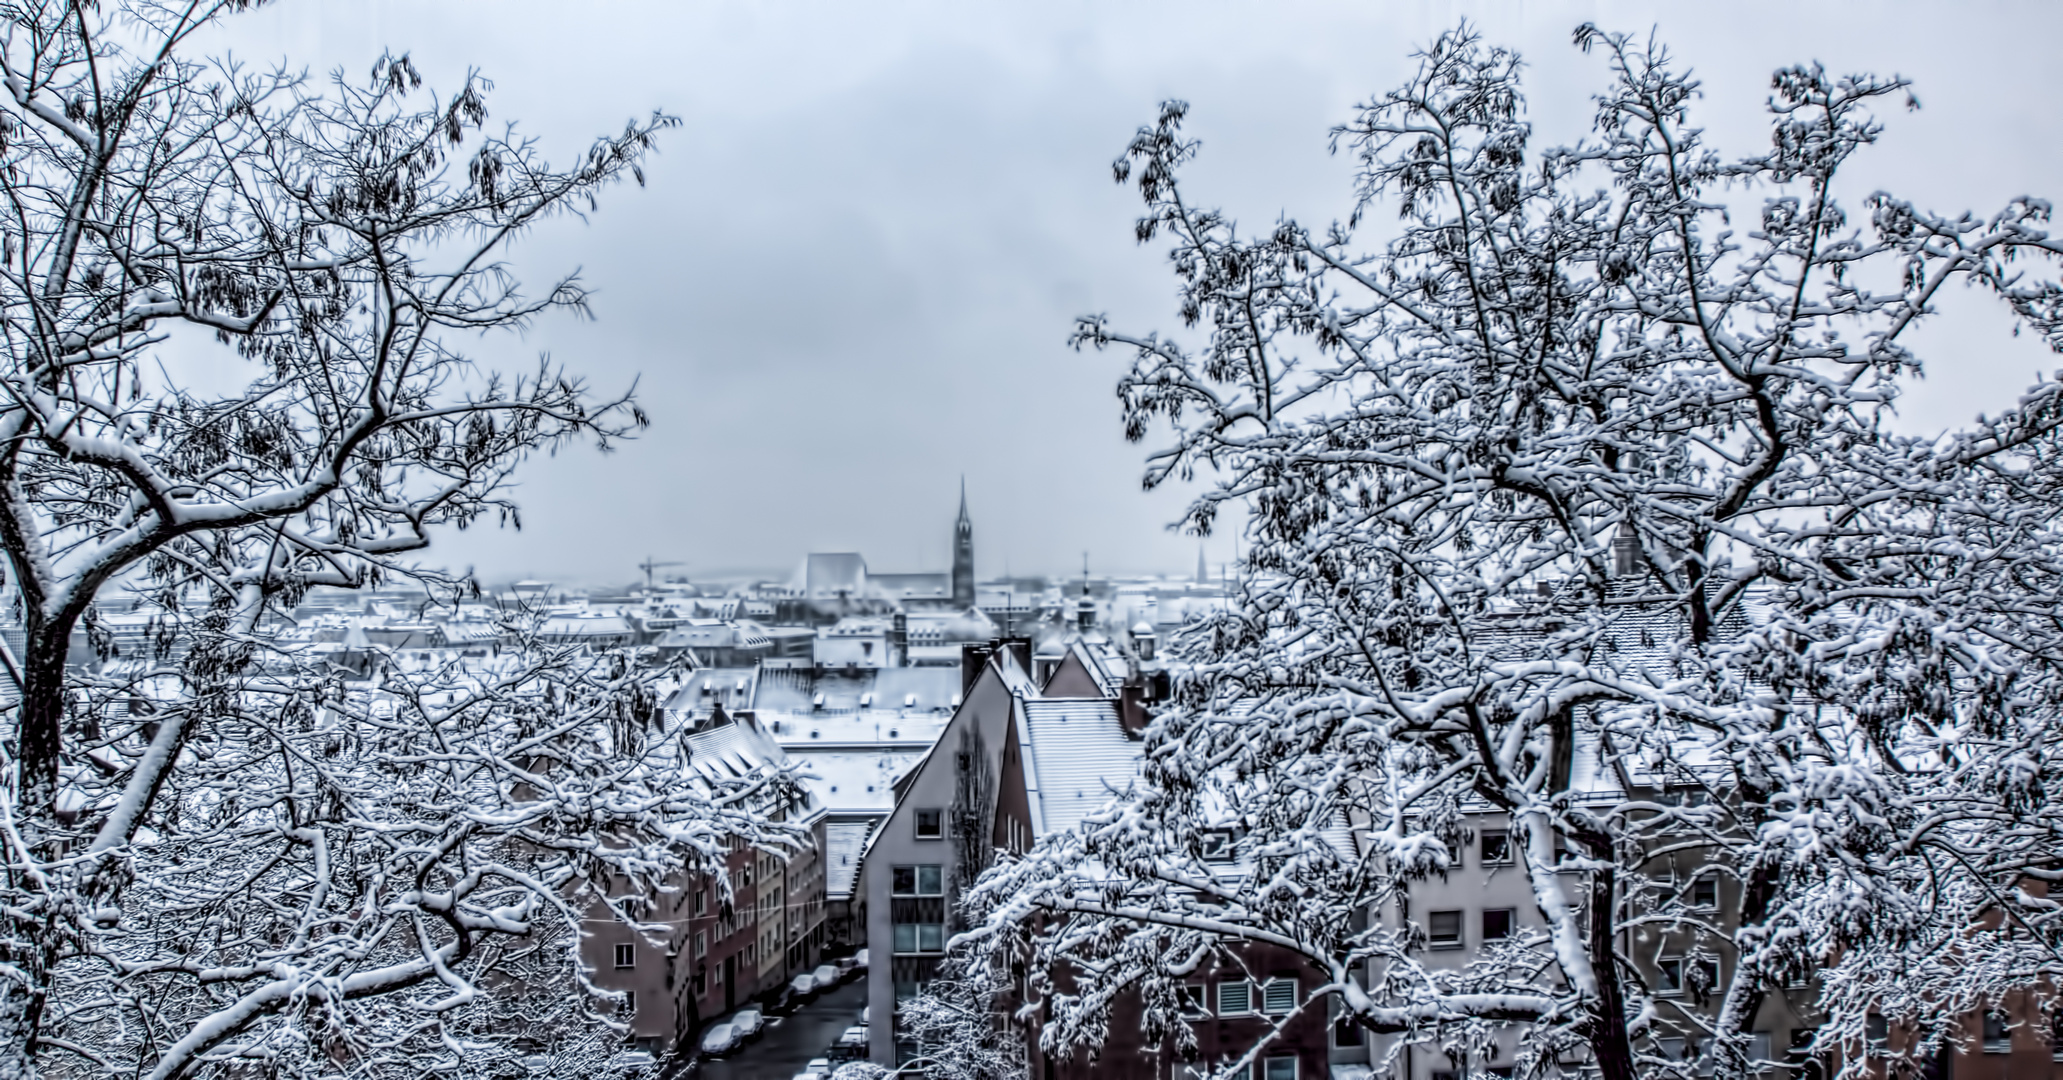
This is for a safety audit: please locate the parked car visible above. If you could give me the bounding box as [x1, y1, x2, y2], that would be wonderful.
[828, 1024, 870, 1061]
[812, 964, 840, 988]
[852, 948, 868, 969]
[859, 1005, 869, 1025]
[833, 952, 862, 978]
[788, 1073, 822, 1080]
[806, 1058, 833, 1075]
[604, 1051, 654, 1078]
[730, 1006, 765, 1039]
[699, 1022, 739, 1057]
[789, 971, 818, 998]
[766, 984, 806, 1017]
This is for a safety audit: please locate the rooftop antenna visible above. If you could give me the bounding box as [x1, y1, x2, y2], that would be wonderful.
[638, 556, 684, 590]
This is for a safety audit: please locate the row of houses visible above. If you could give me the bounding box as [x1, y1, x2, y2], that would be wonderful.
[577, 706, 831, 1054]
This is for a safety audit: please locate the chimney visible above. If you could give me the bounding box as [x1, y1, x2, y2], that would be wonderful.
[1612, 518, 1640, 579]
[1118, 681, 1151, 737]
[1002, 636, 1032, 677]
[960, 642, 995, 696]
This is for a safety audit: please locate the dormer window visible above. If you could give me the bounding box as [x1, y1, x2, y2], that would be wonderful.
[1200, 830, 1234, 862]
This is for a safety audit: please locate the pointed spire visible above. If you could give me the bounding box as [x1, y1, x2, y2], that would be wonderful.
[957, 474, 969, 523]
[1195, 543, 1208, 585]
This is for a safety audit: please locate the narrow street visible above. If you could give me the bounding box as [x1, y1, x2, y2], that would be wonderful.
[696, 976, 868, 1079]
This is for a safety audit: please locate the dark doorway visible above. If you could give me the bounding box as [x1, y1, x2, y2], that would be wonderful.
[724, 955, 736, 1011]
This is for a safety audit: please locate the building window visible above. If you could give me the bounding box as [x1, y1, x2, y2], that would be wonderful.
[1178, 984, 1211, 1018]
[892, 864, 944, 896]
[1263, 1057, 1298, 1080]
[894, 978, 930, 1003]
[1690, 957, 1720, 998]
[622, 990, 636, 1016]
[613, 943, 635, 969]
[1334, 1014, 1364, 1047]
[1691, 874, 1718, 909]
[1656, 958, 1683, 995]
[914, 808, 943, 839]
[1217, 980, 1253, 1017]
[1429, 910, 1463, 948]
[893, 922, 944, 954]
[1866, 1013, 1889, 1051]
[1482, 908, 1515, 941]
[1262, 977, 1297, 1015]
[1480, 830, 1511, 865]
[1984, 1010, 2011, 1054]
[693, 888, 707, 916]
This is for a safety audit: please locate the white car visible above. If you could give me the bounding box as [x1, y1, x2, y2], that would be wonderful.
[730, 1006, 765, 1038]
[812, 964, 840, 987]
[699, 1021, 739, 1056]
[860, 1005, 869, 1025]
[604, 1051, 654, 1077]
[852, 948, 868, 969]
[790, 972, 818, 997]
[807, 1058, 834, 1073]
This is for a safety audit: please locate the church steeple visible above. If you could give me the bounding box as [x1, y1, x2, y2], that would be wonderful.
[951, 478, 975, 609]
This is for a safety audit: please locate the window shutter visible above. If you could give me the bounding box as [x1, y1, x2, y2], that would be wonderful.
[1217, 980, 1252, 1016]
[1263, 978, 1297, 1014]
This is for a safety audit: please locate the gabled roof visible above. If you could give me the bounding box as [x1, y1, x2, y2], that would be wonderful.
[863, 648, 1034, 868]
[824, 820, 874, 901]
[1019, 698, 1139, 838]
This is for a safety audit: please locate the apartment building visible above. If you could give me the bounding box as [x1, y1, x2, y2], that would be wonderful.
[581, 707, 828, 1053]
[859, 638, 1334, 1077]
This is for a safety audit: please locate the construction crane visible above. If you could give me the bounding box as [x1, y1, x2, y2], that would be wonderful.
[638, 557, 684, 590]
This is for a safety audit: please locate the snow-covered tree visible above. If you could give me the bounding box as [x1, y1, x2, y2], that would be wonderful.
[0, 3, 793, 1076]
[34, 628, 803, 1080]
[962, 23, 2063, 1080]
[896, 961, 1028, 1080]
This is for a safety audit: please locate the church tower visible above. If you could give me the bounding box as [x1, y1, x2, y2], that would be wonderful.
[952, 479, 975, 609]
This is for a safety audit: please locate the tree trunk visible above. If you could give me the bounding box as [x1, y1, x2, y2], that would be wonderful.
[16, 615, 68, 817]
[1587, 867, 1637, 1080]
[2, 616, 78, 1080]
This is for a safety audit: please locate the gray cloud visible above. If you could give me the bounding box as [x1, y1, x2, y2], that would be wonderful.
[203, 0, 2063, 583]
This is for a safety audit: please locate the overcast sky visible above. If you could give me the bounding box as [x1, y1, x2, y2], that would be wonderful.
[202, 1, 2063, 586]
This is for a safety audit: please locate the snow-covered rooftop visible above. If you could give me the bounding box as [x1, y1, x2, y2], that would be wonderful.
[824, 820, 874, 901]
[789, 748, 924, 814]
[1019, 698, 1140, 838]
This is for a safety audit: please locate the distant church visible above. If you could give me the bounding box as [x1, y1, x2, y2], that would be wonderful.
[951, 481, 974, 608]
[801, 485, 975, 615]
